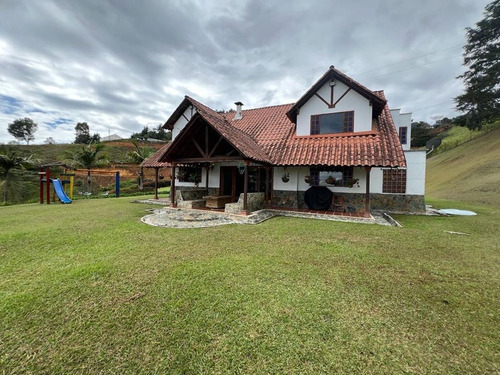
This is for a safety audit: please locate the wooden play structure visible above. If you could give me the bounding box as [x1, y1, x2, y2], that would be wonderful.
[39, 163, 75, 204]
[39, 163, 120, 203]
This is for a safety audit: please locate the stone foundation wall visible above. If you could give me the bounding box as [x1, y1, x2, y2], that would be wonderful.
[225, 192, 265, 214]
[272, 190, 425, 212]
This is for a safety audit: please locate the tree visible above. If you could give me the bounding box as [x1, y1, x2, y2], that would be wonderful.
[127, 140, 154, 190]
[74, 122, 91, 144]
[7, 118, 38, 145]
[131, 124, 171, 142]
[0, 146, 35, 203]
[455, 0, 500, 129]
[411, 121, 434, 147]
[65, 143, 109, 192]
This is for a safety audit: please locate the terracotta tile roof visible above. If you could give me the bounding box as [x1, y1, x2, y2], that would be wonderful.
[140, 142, 172, 168]
[224, 94, 405, 167]
[163, 96, 270, 164]
[161, 68, 406, 168]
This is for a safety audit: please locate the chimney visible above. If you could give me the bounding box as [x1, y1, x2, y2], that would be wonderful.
[234, 101, 243, 120]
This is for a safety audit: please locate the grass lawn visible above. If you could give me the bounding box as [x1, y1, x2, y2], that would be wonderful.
[1, 196, 499, 373]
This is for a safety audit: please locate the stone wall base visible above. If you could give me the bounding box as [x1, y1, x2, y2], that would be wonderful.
[272, 190, 425, 212]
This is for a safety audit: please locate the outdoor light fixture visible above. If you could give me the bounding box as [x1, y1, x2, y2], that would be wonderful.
[237, 162, 246, 175]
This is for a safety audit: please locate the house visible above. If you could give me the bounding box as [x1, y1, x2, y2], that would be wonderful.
[144, 66, 426, 215]
[101, 134, 123, 142]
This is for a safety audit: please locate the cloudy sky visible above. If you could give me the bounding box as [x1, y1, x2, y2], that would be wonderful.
[0, 0, 490, 144]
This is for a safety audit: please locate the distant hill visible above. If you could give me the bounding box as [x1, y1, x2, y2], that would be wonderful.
[15, 140, 165, 165]
[426, 127, 500, 206]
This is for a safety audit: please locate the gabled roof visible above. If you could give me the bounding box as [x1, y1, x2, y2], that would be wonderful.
[286, 66, 387, 123]
[160, 96, 271, 164]
[140, 142, 171, 168]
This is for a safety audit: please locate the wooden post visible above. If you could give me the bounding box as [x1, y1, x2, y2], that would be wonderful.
[39, 167, 44, 204]
[170, 164, 176, 207]
[46, 167, 50, 204]
[243, 160, 249, 214]
[154, 167, 159, 200]
[265, 167, 270, 206]
[205, 166, 209, 191]
[364, 166, 372, 217]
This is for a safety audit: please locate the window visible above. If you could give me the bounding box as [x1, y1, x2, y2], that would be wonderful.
[177, 166, 202, 184]
[399, 126, 408, 145]
[310, 111, 354, 135]
[383, 169, 406, 194]
[310, 167, 354, 187]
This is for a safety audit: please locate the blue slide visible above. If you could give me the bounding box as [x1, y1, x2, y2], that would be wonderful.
[51, 178, 72, 204]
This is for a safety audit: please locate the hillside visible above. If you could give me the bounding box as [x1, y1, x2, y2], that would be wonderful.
[426, 127, 500, 206]
[19, 140, 165, 165]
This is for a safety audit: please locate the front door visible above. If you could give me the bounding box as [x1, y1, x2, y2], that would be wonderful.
[220, 167, 244, 202]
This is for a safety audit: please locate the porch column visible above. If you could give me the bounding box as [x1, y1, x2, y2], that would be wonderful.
[170, 163, 176, 207]
[364, 166, 372, 217]
[243, 160, 249, 214]
[205, 166, 209, 191]
[265, 167, 270, 206]
[154, 167, 159, 200]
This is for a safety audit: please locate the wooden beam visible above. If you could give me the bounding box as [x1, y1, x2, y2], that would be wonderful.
[333, 88, 351, 107]
[208, 135, 224, 157]
[364, 166, 371, 217]
[170, 156, 243, 163]
[192, 139, 206, 157]
[314, 92, 331, 108]
[205, 124, 209, 156]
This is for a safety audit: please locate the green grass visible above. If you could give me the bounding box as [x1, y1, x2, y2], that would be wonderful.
[431, 120, 500, 156]
[1, 196, 499, 373]
[427, 126, 500, 206]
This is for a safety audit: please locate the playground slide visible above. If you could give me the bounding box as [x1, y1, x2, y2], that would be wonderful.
[50, 178, 72, 204]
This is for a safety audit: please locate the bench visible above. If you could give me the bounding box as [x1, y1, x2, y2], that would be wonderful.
[175, 189, 207, 209]
[204, 195, 233, 209]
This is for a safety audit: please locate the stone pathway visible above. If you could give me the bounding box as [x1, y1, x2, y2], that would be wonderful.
[138, 204, 393, 229]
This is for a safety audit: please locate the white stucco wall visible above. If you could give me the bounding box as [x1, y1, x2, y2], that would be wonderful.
[171, 106, 197, 140]
[405, 151, 426, 195]
[296, 79, 373, 136]
[273, 166, 366, 193]
[371, 150, 426, 195]
[390, 109, 412, 150]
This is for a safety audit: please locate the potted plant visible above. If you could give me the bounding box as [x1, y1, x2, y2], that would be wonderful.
[325, 176, 336, 185]
[347, 178, 359, 188]
[281, 173, 290, 183]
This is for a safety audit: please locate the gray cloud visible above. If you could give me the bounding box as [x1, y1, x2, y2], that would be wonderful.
[0, 0, 490, 144]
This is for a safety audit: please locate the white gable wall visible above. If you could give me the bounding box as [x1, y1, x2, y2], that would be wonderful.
[171, 106, 197, 140]
[296, 80, 373, 136]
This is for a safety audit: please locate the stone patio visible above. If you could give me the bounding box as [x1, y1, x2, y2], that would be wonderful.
[137, 201, 395, 228]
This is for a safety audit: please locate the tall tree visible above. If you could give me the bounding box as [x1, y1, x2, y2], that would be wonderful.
[7, 117, 38, 145]
[455, 0, 500, 129]
[127, 140, 154, 190]
[65, 143, 109, 193]
[74, 122, 91, 144]
[0, 146, 35, 203]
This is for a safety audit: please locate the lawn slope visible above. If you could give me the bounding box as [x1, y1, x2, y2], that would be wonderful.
[426, 126, 500, 206]
[1, 197, 499, 374]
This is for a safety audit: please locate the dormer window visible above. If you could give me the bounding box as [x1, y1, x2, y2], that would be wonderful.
[310, 111, 354, 135]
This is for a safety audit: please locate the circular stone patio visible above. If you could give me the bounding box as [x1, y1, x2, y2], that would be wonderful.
[141, 208, 238, 228]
